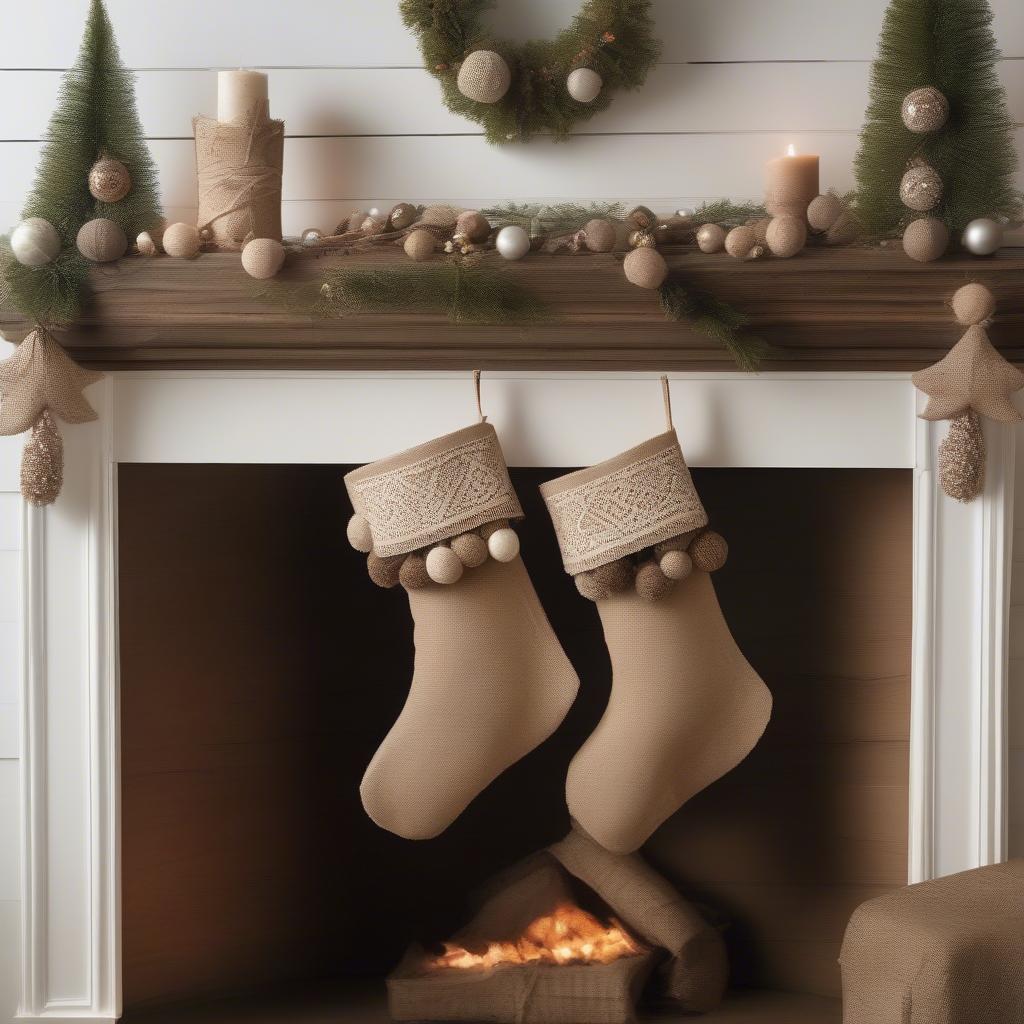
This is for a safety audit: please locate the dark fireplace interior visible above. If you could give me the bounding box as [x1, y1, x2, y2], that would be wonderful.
[117, 464, 912, 1024]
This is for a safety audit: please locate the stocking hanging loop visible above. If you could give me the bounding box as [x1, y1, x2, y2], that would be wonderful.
[661, 376, 674, 431]
[474, 369, 487, 424]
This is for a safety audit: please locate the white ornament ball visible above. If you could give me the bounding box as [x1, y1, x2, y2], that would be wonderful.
[426, 545, 465, 585]
[487, 528, 520, 563]
[962, 217, 1004, 257]
[457, 50, 512, 104]
[136, 231, 159, 257]
[11, 218, 61, 267]
[496, 225, 531, 261]
[241, 237, 286, 279]
[163, 222, 202, 259]
[567, 68, 603, 104]
[696, 223, 726, 254]
[346, 514, 374, 553]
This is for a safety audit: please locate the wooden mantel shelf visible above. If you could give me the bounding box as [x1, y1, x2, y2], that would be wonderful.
[2, 246, 1023, 371]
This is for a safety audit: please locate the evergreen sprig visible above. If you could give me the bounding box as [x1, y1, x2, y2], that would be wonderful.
[854, 0, 1022, 239]
[400, 0, 660, 144]
[6, 0, 162, 324]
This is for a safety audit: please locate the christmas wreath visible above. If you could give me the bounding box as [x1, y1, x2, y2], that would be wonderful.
[400, 0, 660, 144]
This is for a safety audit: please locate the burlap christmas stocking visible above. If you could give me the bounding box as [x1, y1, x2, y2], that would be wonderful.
[345, 421, 579, 841]
[541, 391, 772, 855]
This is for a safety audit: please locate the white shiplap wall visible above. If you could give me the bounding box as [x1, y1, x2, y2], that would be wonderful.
[0, 3, 1023, 1022]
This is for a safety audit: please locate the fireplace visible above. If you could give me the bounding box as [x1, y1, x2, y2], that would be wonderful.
[13, 371, 1015, 1024]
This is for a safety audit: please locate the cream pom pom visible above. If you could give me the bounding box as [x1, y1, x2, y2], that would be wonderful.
[77, 218, 128, 262]
[903, 218, 949, 263]
[457, 50, 511, 104]
[584, 219, 616, 253]
[367, 552, 405, 589]
[163, 222, 202, 259]
[766, 215, 807, 258]
[452, 532, 489, 568]
[696, 224, 726, 254]
[241, 238, 286, 279]
[725, 225, 758, 260]
[346, 514, 374, 553]
[11, 218, 61, 266]
[426, 545, 465, 585]
[635, 560, 674, 602]
[399, 553, 431, 591]
[951, 283, 997, 327]
[660, 550, 693, 581]
[487, 528, 520, 564]
[623, 247, 668, 290]
[691, 531, 729, 573]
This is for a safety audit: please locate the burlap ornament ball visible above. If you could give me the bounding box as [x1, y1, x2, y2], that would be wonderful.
[660, 549, 693, 581]
[902, 87, 949, 134]
[10, 218, 61, 267]
[399, 552, 431, 590]
[404, 229, 436, 261]
[368, 551, 405, 589]
[623, 247, 668, 289]
[456, 210, 491, 243]
[487, 527, 520, 563]
[826, 212, 860, 246]
[452, 532, 489, 568]
[88, 157, 132, 203]
[419, 204, 461, 230]
[346, 513, 374, 553]
[389, 202, 418, 231]
[951, 283, 997, 326]
[426, 545, 465, 585]
[76, 218, 127, 262]
[751, 218, 772, 246]
[766, 215, 807, 258]
[903, 217, 949, 263]
[136, 231, 159, 257]
[691, 531, 729, 573]
[457, 50, 511, 104]
[635, 560, 674, 602]
[725, 225, 758, 260]
[163, 222, 202, 259]
[900, 163, 943, 212]
[241, 238, 286, 279]
[696, 223, 726, 254]
[807, 194, 842, 233]
[584, 218, 616, 253]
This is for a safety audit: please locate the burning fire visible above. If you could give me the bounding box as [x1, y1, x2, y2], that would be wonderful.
[429, 902, 643, 971]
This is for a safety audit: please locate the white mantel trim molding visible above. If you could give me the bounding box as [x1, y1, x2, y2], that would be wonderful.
[15, 370, 1014, 1021]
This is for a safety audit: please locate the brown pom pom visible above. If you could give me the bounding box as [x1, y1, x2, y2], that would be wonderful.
[241, 238, 286, 279]
[660, 550, 693, 581]
[654, 531, 699, 558]
[456, 211, 491, 243]
[21, 411, 63, 506]
[695, 224, 726, 254]
[807, 195, 842, 233]
[576, 571, 608, 602]
[691, 531, 729, 573]
[457, 50, 511, 104]
[635, 560, 674, 602]
[367, 552, 404, 589]
[939, 411, 986, 502]
[766, 215, 807, 258]
[903, 218, 949, 263]
[623, 247, 668, 289]
[725, 226, 758, 260]
[404, 229, 437, 262]
[163, 222, 202, 259]
[952, 283, 997, 327]
[584, 219, 616, 253]
[593, 558, 634, 594]
[451, 532, 489, 568]
[76, 218, 128, 262]
[88, 157, 132, 203]
[399, 553, 432, 590]
[479, 518, 510, 540]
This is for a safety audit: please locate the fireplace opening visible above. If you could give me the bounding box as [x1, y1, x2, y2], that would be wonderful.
[117, 465, 912, 1024]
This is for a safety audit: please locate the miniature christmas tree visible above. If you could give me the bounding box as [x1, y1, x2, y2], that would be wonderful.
[854, 0, 1021, 246]
[4, 0, 162, 324]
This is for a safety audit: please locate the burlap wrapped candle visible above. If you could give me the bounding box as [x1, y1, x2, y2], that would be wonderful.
[193, 99, 284, 250]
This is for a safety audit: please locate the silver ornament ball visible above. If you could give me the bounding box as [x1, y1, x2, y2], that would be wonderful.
[495, 225, 531, 261]
[900, 164, 944, 212]
[962, 217, 1004, 257]
[301, 228, 324, 246]
[567, 68, 603, 104]
[901, 87, 950, 134]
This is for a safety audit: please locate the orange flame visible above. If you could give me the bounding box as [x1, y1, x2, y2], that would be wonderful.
[428, 903, 643, 971]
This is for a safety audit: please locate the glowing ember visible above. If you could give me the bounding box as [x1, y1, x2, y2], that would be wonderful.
[429, 902, 643, 971]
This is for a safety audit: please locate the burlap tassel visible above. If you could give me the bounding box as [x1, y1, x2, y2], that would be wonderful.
[939, 411, 986, 503]
[193, 99, 284, 250]
[21, 411, 64, 507]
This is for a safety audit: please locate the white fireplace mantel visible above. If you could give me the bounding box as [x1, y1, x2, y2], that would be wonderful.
[14, 369, 1015, 1022]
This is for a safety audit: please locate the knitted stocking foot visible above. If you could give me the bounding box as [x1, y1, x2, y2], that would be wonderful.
[345, 422, 579, 840]
[542, 413, 772, 855]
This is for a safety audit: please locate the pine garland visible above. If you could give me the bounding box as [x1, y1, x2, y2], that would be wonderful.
[4, 0, 162, 324]
[854, 0, 1022, 239]
[400, 0, 660, 144]
[482, 202, 625, 234]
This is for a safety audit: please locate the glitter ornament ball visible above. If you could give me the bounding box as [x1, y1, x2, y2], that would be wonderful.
[10, 218, 61, 267]
[88, 157, 132, 203]
[496, 225, 530, 260]
[76, 218, 128, 262]
[623, 247, 669, 289]
[567, 68, 603, 103]
[901, 87, 949, 134]
[389, 203, 418, 231]
[900, 164, 943, 212]
[962, 218, 1004, 257]
[163, 223, 202, 259]
[696, 224, 726, 253]
[241, 238, 286, 279]
[457, 50, 511, 104]
[301, 228, 324, 246]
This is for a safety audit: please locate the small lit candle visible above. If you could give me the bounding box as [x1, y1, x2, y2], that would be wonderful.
[217, 69, 269, 123]
[765, 144, 820, 222]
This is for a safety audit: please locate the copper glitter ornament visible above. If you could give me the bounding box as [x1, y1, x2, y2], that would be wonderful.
[20, 411, 64, 507]
[901, 87, 949, 134]
[938, 411, 986, 502]
[900, 163, 944, 212]
[88, 157, 132, 203]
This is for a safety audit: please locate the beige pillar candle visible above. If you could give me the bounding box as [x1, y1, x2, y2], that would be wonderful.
[217, 69, 269, 122]
[765, 145, 820, 221]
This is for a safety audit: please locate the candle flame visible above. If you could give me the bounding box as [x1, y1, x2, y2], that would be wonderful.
[787, 144, 797, 157]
